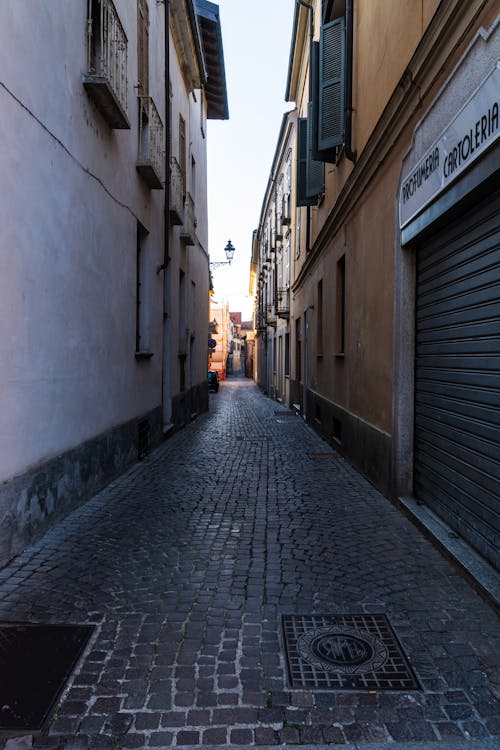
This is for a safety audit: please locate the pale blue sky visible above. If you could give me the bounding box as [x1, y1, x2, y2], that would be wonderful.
[207, 0, 295, 319]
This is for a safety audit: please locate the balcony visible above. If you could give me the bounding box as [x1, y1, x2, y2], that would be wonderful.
[256, 310, 266, 332]
[276, 222, 283, 242]
[83, 0, 130, 129]
[169, 156, 184, 225]
[266, 303, 277, 327]
[136, 97, 164, 189]
[180, 193, 197, 246]
[282, 193, 292, 225]
[277, 287, 290, 318]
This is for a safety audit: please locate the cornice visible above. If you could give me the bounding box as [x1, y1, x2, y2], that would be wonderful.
[170, 0, 206, 93]
[292, 0, 491, 293]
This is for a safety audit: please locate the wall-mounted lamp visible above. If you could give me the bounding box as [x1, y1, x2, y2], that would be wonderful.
[209, 240, 236, 269]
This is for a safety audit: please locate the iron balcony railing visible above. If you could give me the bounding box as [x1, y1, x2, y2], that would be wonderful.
[266, 303, 277, 326]
[84, 0, 129, 128]
[256, 309, 266, 331]
[282, 193, 292, 225]
[277, 287, 290, 317]
[180, 193, 197, 246]
[137, 96, 164, 189]
[169, 156, 184, 225]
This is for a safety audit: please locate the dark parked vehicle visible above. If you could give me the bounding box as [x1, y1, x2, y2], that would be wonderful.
[208, 370, 219, 392]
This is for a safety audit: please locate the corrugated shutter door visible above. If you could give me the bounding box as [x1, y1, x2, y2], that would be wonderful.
[415, 188, 500, 570]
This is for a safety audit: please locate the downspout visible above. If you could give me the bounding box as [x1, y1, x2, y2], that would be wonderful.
[159, 0, 171, 428]
[158, 0, 171, 275]
[344, 0, 357, 163]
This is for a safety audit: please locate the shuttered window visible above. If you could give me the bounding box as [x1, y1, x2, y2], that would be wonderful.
[137, 0, 149, 96]
[296, 118, 313, 206]
[318, 17, 345, 151]
[307, 103, 325, 198]
[311, 41, 337, 163]
[296, 117, 323, 207]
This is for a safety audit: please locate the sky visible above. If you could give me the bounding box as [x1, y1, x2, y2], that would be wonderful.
[206, 0, 295, 320]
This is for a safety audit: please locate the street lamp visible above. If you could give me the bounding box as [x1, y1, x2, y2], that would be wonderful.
[209, 240, 236, 269]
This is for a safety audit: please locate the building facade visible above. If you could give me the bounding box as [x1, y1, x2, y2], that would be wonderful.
[0, 0, 227, 566]
[209, 302, 231, 380]
[254, 110, 297, 406]
[252, 0, 499, 570]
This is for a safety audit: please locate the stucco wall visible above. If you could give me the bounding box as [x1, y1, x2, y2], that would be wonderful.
[0, 1, 168, 485]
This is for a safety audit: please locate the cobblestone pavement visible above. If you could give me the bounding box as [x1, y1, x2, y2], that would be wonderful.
[0, 380, 498, 749]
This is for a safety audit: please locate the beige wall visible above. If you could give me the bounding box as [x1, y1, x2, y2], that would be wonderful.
[286, 0, 497, 492]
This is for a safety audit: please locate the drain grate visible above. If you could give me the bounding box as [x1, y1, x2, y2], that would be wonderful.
[282, 614, 420, 691]
[274, 410, 296, 417]
[0, 622, 93, 731]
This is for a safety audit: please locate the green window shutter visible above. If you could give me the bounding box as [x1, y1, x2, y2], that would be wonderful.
[306, 102, 324, 198]
[311, 41, 337, 163]
[319, 17, 345, 151]
[296, 117, 316, 207]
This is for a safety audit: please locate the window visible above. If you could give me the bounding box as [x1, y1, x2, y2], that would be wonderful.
[285, 231, 291, 286]
[137, 0, 149, 96]
[317, 279, 323, 356]
[191, 157, 196, 203]
[296, 117, 323, 206]
[295, 318, 302, 383]
[336, 255, 345, 354]
[285, 332, 290, 377]
[317, 18, 345, 152]
[179, 115, 186, 197]
[296, 207, 301, 259]
[136, 222, 150, 355]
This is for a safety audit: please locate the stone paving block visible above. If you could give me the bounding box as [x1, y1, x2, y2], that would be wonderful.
[0, 380, 498, 750]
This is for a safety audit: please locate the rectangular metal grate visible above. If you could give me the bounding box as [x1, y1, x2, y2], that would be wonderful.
[274, 410, 296, 417]
[0, 622, 93, 731]
[282, 613, 420, 691]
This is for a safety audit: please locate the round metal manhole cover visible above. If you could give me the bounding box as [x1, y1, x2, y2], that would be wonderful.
[297, 625, 389, 675]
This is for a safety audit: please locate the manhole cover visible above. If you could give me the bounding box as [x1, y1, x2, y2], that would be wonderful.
[0, 622, 94, 731]
[282, 614, 420, 691]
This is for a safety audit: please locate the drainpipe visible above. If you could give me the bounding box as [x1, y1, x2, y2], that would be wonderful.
[159, 0, 171, 427]
[344, 0, 357, 163]
[159, 0, 171, 274]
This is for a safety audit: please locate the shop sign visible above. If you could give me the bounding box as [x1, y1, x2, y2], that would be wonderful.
[399, 65, 500, 229]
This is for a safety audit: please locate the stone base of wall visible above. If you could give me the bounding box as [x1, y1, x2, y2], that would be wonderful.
[171, 381, 208, 430]
[305, 389, 392, 495]
[0, 406, 163, 568]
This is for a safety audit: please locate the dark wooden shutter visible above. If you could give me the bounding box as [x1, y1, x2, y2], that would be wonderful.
[319, 18, 345, 151]
[415, 187, 500, 570]
[296, 118, 315, 207]
[311, 41, 336, 163]
[306, 103, 324, 198]
[137, 0, 149, 95]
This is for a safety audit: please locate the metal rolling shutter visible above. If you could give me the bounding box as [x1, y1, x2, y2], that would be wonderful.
[415, 188, 500, 570]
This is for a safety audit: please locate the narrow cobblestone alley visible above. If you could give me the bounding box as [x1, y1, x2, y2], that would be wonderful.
[0, 380, 498, 749]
